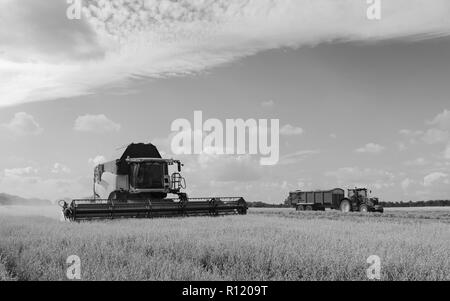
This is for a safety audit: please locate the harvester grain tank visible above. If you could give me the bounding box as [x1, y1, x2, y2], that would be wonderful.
[60, 143, 247, 221]
[286, 188, 383, 213]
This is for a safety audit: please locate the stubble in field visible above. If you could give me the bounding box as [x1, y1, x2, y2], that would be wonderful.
[0, 207, 449, 281]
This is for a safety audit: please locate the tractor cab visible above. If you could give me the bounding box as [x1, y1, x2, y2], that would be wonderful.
[348, 188, 368, 199]
[348, 188, 383, 212]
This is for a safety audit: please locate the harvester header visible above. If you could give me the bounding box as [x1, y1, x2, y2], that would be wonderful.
[60, 143, 247, 221]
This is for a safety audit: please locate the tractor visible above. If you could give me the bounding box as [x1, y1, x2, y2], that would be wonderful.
[339, 188, 384, 213]
[286, 187, 384, 213]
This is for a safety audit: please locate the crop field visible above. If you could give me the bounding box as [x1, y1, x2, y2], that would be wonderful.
[0, 206, 449, 281]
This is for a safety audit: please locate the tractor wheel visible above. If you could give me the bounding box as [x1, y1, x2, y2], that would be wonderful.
[359, 204, 369, 213]
[339, 199, 351, 213]
[305, 205, 313, 211]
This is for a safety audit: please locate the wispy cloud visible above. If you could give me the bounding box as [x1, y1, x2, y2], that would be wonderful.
[1, 112, 43, 135]
[325, 167, 396, 190]
[280, 124, 304, 136]
[74, 114, 121, 133]
[423, 172, 448, 187]
[1, 0, 450, 106]
[88, 155, 107, 167]
[355, 143, 385, 154]
[4, 166, 38, 177]
[404, 157, 428, 166]
[51, 163, 71, 174]
[279, 150, 320, 165]
[261, 100, 275, 108]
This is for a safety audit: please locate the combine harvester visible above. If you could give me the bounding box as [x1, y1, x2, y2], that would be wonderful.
[60, 143, 247, 221]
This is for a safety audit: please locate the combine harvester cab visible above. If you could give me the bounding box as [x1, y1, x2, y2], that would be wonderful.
[60, 143, 247, 221]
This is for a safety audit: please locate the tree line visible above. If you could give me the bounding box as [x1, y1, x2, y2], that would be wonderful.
[251, 199, 450, 208]
[379, 200, 450, 208]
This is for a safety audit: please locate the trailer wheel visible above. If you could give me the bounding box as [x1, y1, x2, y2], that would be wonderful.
[339, 199, 351, 213]
[359, 204, 369, 213]
[296, 205, 304, 211]
[305, 205, 313, 211]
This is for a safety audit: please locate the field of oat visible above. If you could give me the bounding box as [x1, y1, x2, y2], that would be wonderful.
[0, 206, 449, 281]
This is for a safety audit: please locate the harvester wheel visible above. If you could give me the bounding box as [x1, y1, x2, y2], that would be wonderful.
[237, 198, 248, 215]
[359, 204, 369, 213]
[339, 199, 351, 213]
[108, 191, 127, 202]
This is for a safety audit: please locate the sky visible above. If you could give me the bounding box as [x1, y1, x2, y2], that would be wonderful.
[0, 0, 450, 202]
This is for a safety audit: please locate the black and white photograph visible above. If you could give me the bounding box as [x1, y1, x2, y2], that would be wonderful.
[0, 0, 449, 288]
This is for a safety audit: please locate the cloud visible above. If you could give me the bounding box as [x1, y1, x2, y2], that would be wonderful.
[0, 0, 102, 62]
[422, 128, 449, 144]
[88, 155, 107, 167]
[1, 112, 43, 135]
[153, 131, 265, 184]
[423, 172, 448, 187]
[399, 129, 424, 136]
[398, 110, 450, 152]
[422, 110, 450, 143]
[0, 169, 90, 200]
[325, 167, 395, 190]
[51, 163, 71, 174]
[74, 114, 121, 133]
[399, 129, 424, 144]
[397, 142, 407, 151]
[279, 150, 320, 165]
[355, 143, 385, 154]
[428, 109, 450, 130]
[421, 110, 450, 157]
[398, 110, 450, 161]
[4, 166, 38, 177]
[197, 153, 262, 183]
[401, 178, 413, 191]
[2, 0, 450, 106]
[261, 100, 275, 108]
[404, 157, 428, 166]
[280, 124, 304, 136]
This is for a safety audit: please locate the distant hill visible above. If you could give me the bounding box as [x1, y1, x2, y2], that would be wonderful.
[0, 193, 52, 206]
